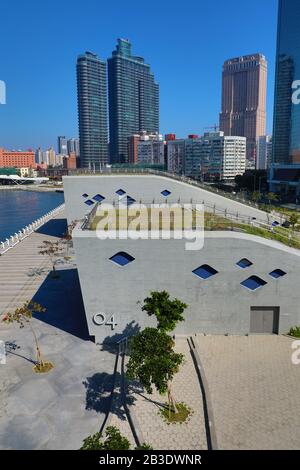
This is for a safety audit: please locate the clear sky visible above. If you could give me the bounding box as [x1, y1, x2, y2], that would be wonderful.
[0, 0, 278, 151]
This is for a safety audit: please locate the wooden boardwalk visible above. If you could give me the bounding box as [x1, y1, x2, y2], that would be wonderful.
[0, 210, 67, 315]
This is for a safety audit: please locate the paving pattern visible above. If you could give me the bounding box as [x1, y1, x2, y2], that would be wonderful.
[0, 215, 115, 450]
[0, 213, 67, 315]
[194, 334, 300, 450]
[123, 338, 208, 450]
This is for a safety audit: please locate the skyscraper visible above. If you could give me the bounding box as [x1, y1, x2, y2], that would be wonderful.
[67, 138, 80, 157]
[108, 39, 159, 163]
[220, 54, 267, 166]
[58, 136, 68, 156]
[77, 52, 108, 170]
[270, 0, 300, 200]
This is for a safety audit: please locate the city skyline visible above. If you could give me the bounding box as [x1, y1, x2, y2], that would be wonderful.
[0, 0, 277, 149]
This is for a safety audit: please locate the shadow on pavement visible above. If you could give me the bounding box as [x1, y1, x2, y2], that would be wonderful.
[35, 218, 67, 238]
[32, 268, 90, 341]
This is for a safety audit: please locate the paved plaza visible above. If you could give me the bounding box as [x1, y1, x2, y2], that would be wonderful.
[194, 335, 300, 450]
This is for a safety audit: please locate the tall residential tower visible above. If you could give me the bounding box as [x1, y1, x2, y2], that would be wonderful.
[220, 54, 267, 166]
[77, 52, 108, 170]
[108, 39, 159, 163]
[270, 0, 300, 199]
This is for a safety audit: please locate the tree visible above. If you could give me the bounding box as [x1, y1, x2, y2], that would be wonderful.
[141, 290, 187, 332]
[39, 240, 64, 277]
[2, 301, 53, 373]
[267, 192, 279, 205]
[127, 328, 184, 416]
[289, 213, 299, 229]
[62, 220, 77, 259]
[80, 426, 152, 450]
[251, 191, 261, 203]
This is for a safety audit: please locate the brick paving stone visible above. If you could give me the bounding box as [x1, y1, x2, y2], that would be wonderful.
[194, 335, 300, 450]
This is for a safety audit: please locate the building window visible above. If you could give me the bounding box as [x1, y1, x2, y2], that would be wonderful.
[241, 276, 267, 291]
[93, 194, 105, 202]
[193, 264, 218, 280]
[269, 269, 287, 279]
[110, 252, 135, 267]
[236, 258, 253, 269]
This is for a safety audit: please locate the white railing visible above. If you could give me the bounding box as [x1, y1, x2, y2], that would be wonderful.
[0, 204, 65, 256]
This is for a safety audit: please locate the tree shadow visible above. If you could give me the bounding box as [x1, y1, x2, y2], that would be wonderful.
[83, 371, 137, 423]
[5, 340, 36, 365]
[31, 268, 90, 341]
[35, 218, 67, 238]
[101, 321, 141, 355]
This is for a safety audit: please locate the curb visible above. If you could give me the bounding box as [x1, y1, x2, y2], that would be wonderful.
[187, 337, 218, 450]
[120, 352, 146, 448]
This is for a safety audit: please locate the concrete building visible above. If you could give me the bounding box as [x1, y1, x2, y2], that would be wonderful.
[256, 135, 272, 170]
[270, 0, 300, 200]
[137, 133, 164, 165]
[63, 152, 77, 170]
[63, 173, 300, 344]
[220, 54, 267, 166]
[77, 52, 108, 170]
[58, 136, 68, 156]
[204, 132, 246, 181]
[0, 149, 35, 169]
[67, 138, 80, 157]
[167, 138, 186, 175]
[108, 39, 159, 163]
[35, 147, 43, 165]
[167, 133, 246, 181]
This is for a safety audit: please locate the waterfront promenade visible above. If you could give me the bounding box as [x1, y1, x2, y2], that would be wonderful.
[0, 210, 116, 449]
[0, 208, 67, 315]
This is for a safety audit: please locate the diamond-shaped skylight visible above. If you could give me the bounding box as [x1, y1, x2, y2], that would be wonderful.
[241, 275, 267, 291]
[125, 196, 136, 206]
[161, 190, 171, 197]
[84, 200, 94, 206]
[93, 194, 105, 203]
[269, 269, 287, 279]
[82, 193, 89, 198]
[236, 258, 253, 269]
[116, 189, 126, 196]
[110, 252, 135, 267]
[193, 264, 218, 280]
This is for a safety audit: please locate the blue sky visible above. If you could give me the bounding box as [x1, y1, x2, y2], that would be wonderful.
[0, 0, 278, 150]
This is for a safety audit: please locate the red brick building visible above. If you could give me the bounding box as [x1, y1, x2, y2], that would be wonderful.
[0, 149, 36, 168]
[63, 152, 77, 170]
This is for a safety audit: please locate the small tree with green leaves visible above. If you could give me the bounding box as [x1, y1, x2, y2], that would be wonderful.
[251, 191, 261, 203]
[267, 192, 279, 205]
[290, 213, 299, 230]
[39, 240, 64, 277]
[141, 290, 187, 332]
[127, 328, 184, 417]
[80, 426, 152, 450]
[2, 301, 53, 373]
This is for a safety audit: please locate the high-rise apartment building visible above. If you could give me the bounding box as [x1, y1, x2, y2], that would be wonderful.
[58, 136, 68, 156]
[167, 133, 246, 181]
[108, 39, 159, 163]
[270, 0, 300, 199]
[67, 138, 80, 157]
[77, 52, 108, 170]
[220, 54, 267, 165]
[137, 133, 165, 165]
[256, 135, 272, 170]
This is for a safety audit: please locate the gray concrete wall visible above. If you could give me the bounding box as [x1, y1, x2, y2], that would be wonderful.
[72, 229, 300, 344]
[63, 175, 272, 224]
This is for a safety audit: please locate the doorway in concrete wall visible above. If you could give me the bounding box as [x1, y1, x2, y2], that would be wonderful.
[250, 307, 280, 334]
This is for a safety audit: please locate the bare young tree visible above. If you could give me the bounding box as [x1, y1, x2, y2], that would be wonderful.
[39, 240, 64, 277]
[3, 301, 54, 373]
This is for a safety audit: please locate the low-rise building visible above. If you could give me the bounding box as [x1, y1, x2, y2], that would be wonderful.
[0, 149, 35, 169]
